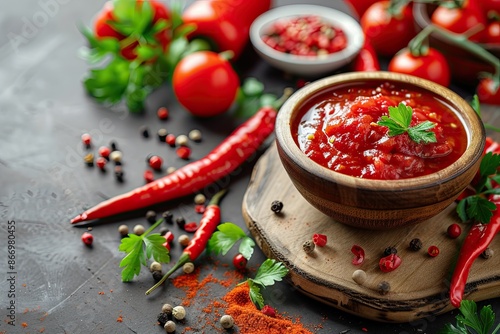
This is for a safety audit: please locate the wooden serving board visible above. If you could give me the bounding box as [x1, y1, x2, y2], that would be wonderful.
[242, 143, 500, 323]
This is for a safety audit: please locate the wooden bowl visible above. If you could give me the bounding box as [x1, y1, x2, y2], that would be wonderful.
[413, 3, 500, 87]
[275, 72, 485, 230]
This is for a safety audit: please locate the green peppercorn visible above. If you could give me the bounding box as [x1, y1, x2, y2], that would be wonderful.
[409, 238, 422, 251]
[271, 200, 283, 213]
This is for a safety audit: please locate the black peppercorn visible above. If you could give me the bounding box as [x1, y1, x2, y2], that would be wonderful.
[383, 246, 397, 256]
[409, 238, 422, 251]
[110, 141, 118, 151]
[140, 126, 150, 138]
[152, 270, 163, 282]
[176, 217, 186, 229]
[159, 227, 170, 236]
[162, 211, 173, 224]
[157, 312, 169, 326]
[271, 200, 284, 213]
[114, 166, 124, 182]
[146, 210, 157, 224]
[377, 281, 391, 295]
[158, 128, 168, 142]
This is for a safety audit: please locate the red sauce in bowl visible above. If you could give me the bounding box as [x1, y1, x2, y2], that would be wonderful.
[294, 82, 467, 180]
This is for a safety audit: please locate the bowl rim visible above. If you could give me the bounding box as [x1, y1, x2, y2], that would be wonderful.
[249, 4, 365, 66]
[275, 71, 486, 192]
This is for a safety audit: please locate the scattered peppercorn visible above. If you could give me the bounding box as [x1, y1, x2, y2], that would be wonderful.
[271, 200, 284, 213]
[96, 157, 107, 170]
[176, 134, 189, 147]
[176, 146, 191, 160]
[303, 240, 315, 254]
[175, 217, 186, 229]
[84, 153, 94, 167]
[383, 246, 397, 256]
[81, 232, 93, 246]
[178, 234, 190, 247]
[377, 281, 391, 295]
[110, 141, 118, 151]
[183, 262, 195, 274]
[428, 245, 440, 257]
[312, 233, 327, 247]
[352, 269, 367, 285]
[152, 270, 163, 282]
[118, 224, 129, 236]
[109, 150, 123, 163]
[164, 320, 176, 333]
[160, 227, 170, 236]
[165, 134, 176, 147]
[261, 305, 276, 317]
[146, 210, 157, 224]
[150, 261, 162, 272]
[140, 126, 150, 138]
[81, 133, 92, 148]
[172, 306, 186, 320]
[409, 238, 422, 251]
[158, 128, 168, 142]
[188, 129, 202, 142]
[157, 312, 169, 326]
[98, 146, 111, 159]
[194, 204, 206, 214]
[184, 222, 198, 232]
[447, 223, 462, 239]
[162, 303, 173, 315]
[166, 166, 176, 174]
[157, 107, 169, 120]
[481, 248, 494, 259]
[144, 170, 154, 183]
[194, 193, 206, 205]
[133, 224, 145, 235]
[162, 211, 173, 224]
[148, 155, 163, 171]
[114, 165, 124, 182]
[220, 314, 234, 329]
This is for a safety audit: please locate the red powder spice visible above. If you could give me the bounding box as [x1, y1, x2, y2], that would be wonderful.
[223, 283, 313, 334]
[21, 322, 28, 328]
[116, 315, 123, 323]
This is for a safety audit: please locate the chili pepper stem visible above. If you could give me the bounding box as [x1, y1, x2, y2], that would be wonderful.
[145, 252, 190, 295]
[208, 188, 228, 206]
[272, 87, 294, 111]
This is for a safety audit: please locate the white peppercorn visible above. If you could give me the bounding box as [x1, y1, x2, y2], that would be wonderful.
[220, 314, 234, 329]
[194, 193, 206, 205]
[162, 303, 173, 315]
[172, 306, 186, 320]
[118, 224, 129, 236]
[164, 320, 176, 333]
[133, 224, 145, 235]
[352, 270, 367, 285]
[302, 240, 315, 254]
[188, 129, 202, 142]
[183, 262, 195, 274]
[150, 261, 162, 272]
[178, 234, 190, 247]
[167, 166, 176, 174]
[175, 134, 189, 147]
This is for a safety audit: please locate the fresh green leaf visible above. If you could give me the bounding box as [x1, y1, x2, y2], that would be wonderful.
[377, 103, 437, 144]
[251, 259, 289, 287]
[118, 218, 168, 282]
[241, 77, 265, 97]
[480, 152, 500, 181]
[248, 280, 265, 309]
[207, 223, 248, 256]
[456, 198, 469, 223]
[471, 94, 481, 117]
[442, 300, 498, 334]
[238, 237, 255, 260]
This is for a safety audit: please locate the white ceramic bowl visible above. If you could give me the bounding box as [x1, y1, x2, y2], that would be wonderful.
[249, 5, 364, 77]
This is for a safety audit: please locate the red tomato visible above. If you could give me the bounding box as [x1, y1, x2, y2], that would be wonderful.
[431, 2, 487, 43]
[477, 77, 500, 105]
[172, 51, 240, 117]
[486, 21, 500, 44]
[343, 0, 379, 18]
[479, 0, 500, 15]
[94, 0, 171, 60]
[360, 1, 416, 57]
[388, 48, 451, 87]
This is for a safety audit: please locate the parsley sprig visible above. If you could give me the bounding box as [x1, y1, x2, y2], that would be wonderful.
[456, 152, 500, 224]
[441, 300, 500, 334]
[118, 218, 170, 282]
[207, 223, 289, 308]
[377, 103, 437, 144]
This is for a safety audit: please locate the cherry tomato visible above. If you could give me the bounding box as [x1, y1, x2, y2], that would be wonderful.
[477, 77, 500, 105]
[360, 1, 416, 57]
[431, 2, 487, 43]
[479, 0, 500, 15]
[486, 21, 500, 44]
[94, 0, 171, 60]
[172, 51, 240, 117]
[388, 48, 451, 87]
[232, 253, 248, 271]
[447, 224, 462, 239]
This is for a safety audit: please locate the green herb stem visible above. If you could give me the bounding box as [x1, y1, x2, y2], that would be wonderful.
[145, 252, 190, 295]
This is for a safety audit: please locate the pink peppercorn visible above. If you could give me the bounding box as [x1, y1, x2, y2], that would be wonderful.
[98, 146, 111, 159]
[261, 305, 276, 317]
[82, 232, 93, 246]
[176, 146, 191, 160]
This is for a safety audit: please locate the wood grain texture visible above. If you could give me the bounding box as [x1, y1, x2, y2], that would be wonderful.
[242, 143, 500, 323]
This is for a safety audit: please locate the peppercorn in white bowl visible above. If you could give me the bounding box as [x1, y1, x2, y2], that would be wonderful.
[250, 5, 364, 76]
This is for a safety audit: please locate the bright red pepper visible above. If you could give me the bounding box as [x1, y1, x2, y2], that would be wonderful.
[71, 105, 278, 224]
[145, 189, 226, 295]
[379, 254, 402, 272]
[181, 0, 272, 59]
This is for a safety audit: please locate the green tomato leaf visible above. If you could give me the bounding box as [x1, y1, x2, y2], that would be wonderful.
[248, 280, 265, 309]
[239, 237, 256, 260]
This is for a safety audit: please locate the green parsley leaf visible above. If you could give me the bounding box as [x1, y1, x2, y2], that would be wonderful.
[246, 259, 289, 309]
[207, 222, 254, 258]
[456, 152, 500, 224]
[248, 280, 265, 309]
[118, 218, 170, 282]
[441, 300, 500, 334]
[377, 103, 437, 144]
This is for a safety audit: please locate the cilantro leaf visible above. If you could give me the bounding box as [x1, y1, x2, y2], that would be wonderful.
[118, 218, 169, 282]
[441, 300, 499, 334]
[377, 103, 437, 144]
[207, 222, 251, 257]
[248, 280, 265, 309]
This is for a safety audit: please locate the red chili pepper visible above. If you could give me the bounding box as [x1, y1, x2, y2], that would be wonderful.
[379, 254, 402, 272]
[449, 194, 500, 308]
[145, 189, 227, 295]
[352, 38, 380, 72]
[181, 0, 271, 59]
[351, 244, 365, 265]
[71, 103, 280, 224]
